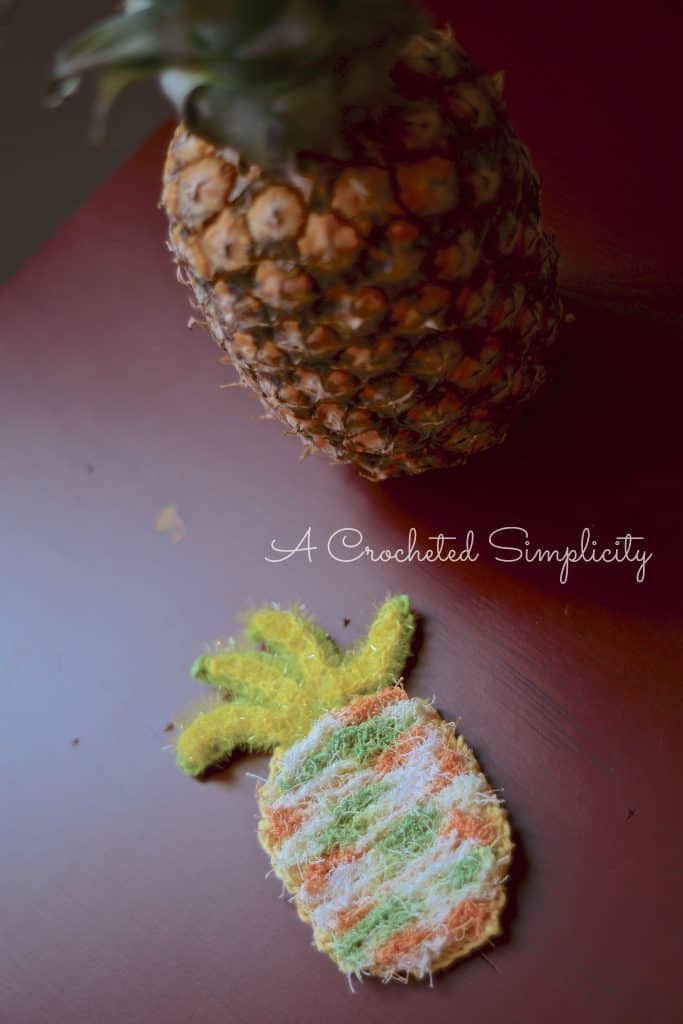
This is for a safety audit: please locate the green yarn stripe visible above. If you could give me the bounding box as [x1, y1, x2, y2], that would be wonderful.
[314, 781, 392, 855]
[332, 845, 493, 972]
[374, 802, 442, 874]
[279, 705, 418, 791]
[315, 794, 441, 867]
[333, 894, 422, 969]
[433, 847, 494, 899]
[262, 693, 511, 979]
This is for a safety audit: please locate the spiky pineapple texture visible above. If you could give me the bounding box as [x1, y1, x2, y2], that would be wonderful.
[176, 597, 512, 982]
[51, 3, 562, 479]
[163, 26, 561, 478]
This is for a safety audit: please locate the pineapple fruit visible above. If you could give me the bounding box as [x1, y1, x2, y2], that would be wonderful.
[51, 1, 561, 479]
[177, 596, 513, 982]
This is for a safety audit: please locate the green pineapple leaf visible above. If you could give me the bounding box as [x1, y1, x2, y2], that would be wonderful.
[48, 0, 429, 163]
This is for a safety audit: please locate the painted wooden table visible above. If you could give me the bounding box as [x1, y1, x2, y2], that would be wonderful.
[1, 3, 681, 1022]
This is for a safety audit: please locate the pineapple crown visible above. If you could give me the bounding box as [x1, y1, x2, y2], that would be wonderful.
[48, 0, 429, 164]
[176, 594, 415, 775]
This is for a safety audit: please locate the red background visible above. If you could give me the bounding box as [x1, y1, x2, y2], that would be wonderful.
[1, 3, 682, 1022]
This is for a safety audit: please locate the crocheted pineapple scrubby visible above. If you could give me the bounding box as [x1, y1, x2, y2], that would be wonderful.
[175, 596, 513, 983]
[259, 689, 511, 981]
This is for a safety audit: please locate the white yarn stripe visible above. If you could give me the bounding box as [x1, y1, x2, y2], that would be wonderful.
[276, 712, 341, 780]
[374, 849, 506, 978]
[333, 842, 498, 976]
[262, 695, 509, 980]
[275, 736, 437, 874]
[297, 732, 492, 920]
[269, 699, 428, 870]
[275, 696, 423, 797]
[326, 842, 498, 976]
[308, 832, 487, 934]
[273, 763, 380, 869]
[298, 728, 449, 915]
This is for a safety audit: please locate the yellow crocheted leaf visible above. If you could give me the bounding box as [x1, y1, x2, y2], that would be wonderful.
[176, 595, 415, 776]
[176, 700, 290, 777]
[245, 606, 341, 685]
[339, 594, 414, 698]
[192, 649, 304, 704]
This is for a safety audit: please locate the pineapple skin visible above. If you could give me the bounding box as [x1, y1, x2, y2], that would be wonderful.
[162, 27, 562, 480]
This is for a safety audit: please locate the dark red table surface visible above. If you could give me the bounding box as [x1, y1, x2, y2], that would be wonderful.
[2, 4, 682, 1022]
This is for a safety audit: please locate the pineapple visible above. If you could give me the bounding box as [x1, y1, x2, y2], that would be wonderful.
[177, 596, 513, 982]
[51, 1, 561, 479]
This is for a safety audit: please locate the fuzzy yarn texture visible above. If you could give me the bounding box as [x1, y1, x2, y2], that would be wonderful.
[258, 688, 511, 981]
[175, 596, 512, 982]
[176, 595, 414, 776]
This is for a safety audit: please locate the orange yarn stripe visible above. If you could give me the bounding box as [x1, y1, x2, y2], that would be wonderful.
[373, 898, 490, 971]
[301, 845, 362, 897]
[440, 809, 498, 846]
[333, 686, 407, 726]
[373, 723, 427, 774]
[265, 801, 309, 844]
[335, 902, 375, 933]
[441, 898, 491, 950]
[429, 744, 467, 793]
[373, 924, 433, 971]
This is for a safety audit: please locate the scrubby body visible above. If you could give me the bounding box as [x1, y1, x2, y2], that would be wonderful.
[258, 688, 512, 980]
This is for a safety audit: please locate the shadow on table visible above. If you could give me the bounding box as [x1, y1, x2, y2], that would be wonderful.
[351, 287, 682, 619]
